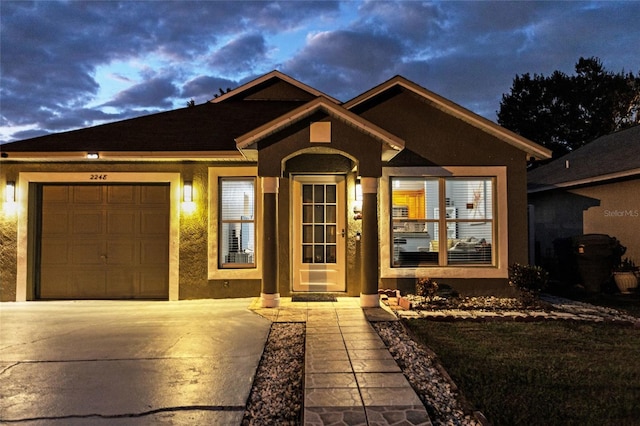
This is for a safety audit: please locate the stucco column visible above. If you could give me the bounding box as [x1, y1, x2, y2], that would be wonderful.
[260, 176, 280, 308]
[360, 177, 380, 307]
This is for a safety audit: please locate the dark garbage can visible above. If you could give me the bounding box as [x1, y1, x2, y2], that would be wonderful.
[573, 234, 623, 293]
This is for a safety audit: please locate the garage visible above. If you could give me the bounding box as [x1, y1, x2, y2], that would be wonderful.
[38, 184, 170, 299]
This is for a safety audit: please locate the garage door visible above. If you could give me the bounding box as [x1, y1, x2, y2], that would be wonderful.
[39, 184, 170, 299]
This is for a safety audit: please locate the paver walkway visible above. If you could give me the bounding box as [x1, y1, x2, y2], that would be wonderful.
[250, 298, 432, 426]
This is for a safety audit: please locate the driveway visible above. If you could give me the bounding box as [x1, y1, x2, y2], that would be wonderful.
[0, 299, 271, 425]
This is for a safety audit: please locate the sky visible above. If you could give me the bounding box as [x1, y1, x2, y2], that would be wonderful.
[2, 0, 640, 143]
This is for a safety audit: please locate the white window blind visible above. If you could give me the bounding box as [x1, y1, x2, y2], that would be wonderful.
[220, 178, 256, 268]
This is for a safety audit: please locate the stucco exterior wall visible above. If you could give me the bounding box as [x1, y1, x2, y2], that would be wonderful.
[531, 177, 640, 269]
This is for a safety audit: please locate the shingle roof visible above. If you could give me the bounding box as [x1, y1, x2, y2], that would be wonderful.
[528, 125, 640, 192]
[0, 100, 306, 154]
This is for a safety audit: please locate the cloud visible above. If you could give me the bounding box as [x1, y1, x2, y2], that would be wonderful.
[182, 75, 239, 103]
[102, 76, 179, 109]
[1, 0, 639, 143]
[208, 34, 269, 75]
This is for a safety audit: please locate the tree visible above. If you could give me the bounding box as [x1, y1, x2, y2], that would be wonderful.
[497, 57, 640, 157]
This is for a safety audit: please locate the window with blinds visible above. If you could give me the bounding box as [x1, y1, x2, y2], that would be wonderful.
[219, 178, 256, 268]
[390, 176, 494, 267]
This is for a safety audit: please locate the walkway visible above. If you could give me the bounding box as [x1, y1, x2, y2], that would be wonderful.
[250, 298, 432, 426]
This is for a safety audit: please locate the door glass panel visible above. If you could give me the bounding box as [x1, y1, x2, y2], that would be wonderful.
[326, 205, 336, 223]
[303, 185, 313, 203]
[314, 185, 324, 203]
[314, 205, 324, 223]
[326, 225, 336, 243]
[300, 182, 338, 264]
[303, 225, 313, 243]
[303, 245, 313, 263]
[326, 185, 336, 203]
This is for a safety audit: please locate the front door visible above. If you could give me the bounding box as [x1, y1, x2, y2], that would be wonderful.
[292, 175, 346, 292]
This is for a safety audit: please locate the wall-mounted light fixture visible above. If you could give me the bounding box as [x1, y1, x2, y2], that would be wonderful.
[5, 181, 16, 203]
[353, 178, 363, 220]
[183, 181, 193, 202]
[86, 152, 99, 159]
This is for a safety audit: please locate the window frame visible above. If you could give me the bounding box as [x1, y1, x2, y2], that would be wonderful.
[208, 167, 262, 280]
[218, 177, 257, 269]
[380, 167, 508, 279]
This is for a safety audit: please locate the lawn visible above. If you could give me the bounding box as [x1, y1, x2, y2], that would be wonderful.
[405, 320, 640, 426]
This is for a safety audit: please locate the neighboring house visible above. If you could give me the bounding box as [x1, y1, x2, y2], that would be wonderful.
[1, 71, 551, 305]
[528, 125, 640, 275]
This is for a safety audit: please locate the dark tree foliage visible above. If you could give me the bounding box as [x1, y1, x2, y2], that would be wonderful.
[498, 57, 640, 157]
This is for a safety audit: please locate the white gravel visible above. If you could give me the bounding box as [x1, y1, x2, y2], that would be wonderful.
[242, 322, 305, 425]
[372, 321, 482, 426]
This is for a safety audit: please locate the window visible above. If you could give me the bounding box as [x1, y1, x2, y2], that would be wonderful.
[391, 176, 494, 267]
[219, 178, 256, 268]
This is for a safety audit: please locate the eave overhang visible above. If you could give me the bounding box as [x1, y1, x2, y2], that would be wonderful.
[0, 151, 245, 162]
[345, 76, 552, 161]
[234, 97, 405, 162]
[528, 168, 640, 193]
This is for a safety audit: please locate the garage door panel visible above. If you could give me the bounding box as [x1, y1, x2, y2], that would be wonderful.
[141, 240, 168, 265]
[40, 184, 169, 300]
[42, 212, 69, 235]
[141, 211, 169, 234]
[72, 271, 107, 298]
[73, 186, 103, 203]
[106, 270, 136, 298]
[139, 272, 169, 298]
[41, 241, 69, 264]
[42, 185, 70, 203]
[71, 243, 105, 264]
[39, 270, 71, 299]
[141, 185, 169, 204]
[106, 242, 136, 265]
[107, 212, 136, 234]
[107, 186, 136, 204]
[72, 212, 103, 234]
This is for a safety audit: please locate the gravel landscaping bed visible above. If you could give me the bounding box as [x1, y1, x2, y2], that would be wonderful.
[373, 321, 482, 426]
[242, 322, 305, 425]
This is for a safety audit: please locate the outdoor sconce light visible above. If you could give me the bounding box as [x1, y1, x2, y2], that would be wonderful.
[353, 178, 363, 220]
[5, 181, 16, 203]
[86, 152, 99, 159]
[183, 181, 193, 202]
[355, 232, 361, 241]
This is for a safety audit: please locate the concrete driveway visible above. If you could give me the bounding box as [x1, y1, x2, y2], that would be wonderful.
[0, 299, 271, 425]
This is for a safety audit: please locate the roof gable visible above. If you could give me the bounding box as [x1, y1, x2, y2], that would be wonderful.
[211, 71, 340, 104]
[345, 76, 552, 160]
[235, 97, 404, 161]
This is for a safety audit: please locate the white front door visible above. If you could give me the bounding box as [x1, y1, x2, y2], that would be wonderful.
[292, 175, 346, 292]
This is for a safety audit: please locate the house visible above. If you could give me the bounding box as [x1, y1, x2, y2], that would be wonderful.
[0, 71, 551, 305]
[528, 125, 640, 277]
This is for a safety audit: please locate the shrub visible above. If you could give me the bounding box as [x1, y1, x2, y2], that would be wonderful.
[416, 277, 439, 300]
[509, 263, 549, 305]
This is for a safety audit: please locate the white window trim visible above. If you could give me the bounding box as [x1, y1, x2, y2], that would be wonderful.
[208, 166, 262, 280]
[380, 166, 508, 279]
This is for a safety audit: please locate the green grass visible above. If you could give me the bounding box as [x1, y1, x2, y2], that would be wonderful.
[405, 320, 640, 426]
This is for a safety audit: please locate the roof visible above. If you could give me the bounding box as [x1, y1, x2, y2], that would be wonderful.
[235, 96, 404, 161]
[528, 125, 640, 193]
[345, 76, 552, 160]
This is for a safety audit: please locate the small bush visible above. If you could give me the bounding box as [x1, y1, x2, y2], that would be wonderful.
[509, 263, 549, 305]
[416, 277, 439, 300]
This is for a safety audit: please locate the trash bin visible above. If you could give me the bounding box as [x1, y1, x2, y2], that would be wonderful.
[573, 234, 623, 293]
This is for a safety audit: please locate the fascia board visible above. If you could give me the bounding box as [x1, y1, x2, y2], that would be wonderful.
[528, 168, 640, 193]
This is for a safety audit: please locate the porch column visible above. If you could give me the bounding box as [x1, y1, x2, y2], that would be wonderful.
[360, 177, 379, 307]
[260, 176, 280, 308]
